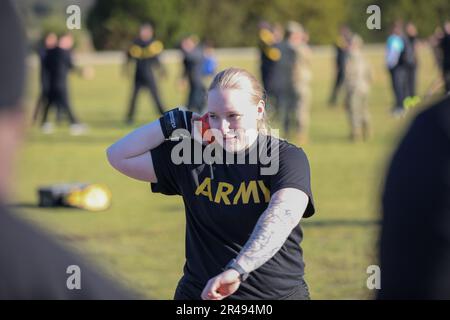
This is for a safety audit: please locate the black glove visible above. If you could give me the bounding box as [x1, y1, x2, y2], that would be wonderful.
[159, 107, 193, 140]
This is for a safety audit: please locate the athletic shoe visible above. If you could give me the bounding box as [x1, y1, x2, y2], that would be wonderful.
[41, 122, 54, 134]
[70, 123, 88, 136]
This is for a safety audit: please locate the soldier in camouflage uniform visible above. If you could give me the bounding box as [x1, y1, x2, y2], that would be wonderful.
[344, 34, 372, 142]
[293, 28, 313, 144]
[271, 21, 303, 137]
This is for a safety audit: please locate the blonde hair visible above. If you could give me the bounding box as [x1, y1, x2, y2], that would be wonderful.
[208, 67, 269, 132]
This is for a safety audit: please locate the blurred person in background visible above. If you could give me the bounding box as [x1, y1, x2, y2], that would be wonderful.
[386, 21, 407, 116]
[378, 94, 450, 299]
[293, 26, 313, 145]
[107, 67, 315, 300]
[40, 33, 87, 135]
[201, 40, 217, 80]
[439, 21, 450, 93]
[0, 0, 135, 300]
[427, 26, 446, 97]
[124, 23, 166, 124]
[180, 34, 206, 113]
[257, 21, 281, 103]
[329, 25, 352, 107]
[344, 34, 372, 142]
[271, 22, 302, 137]
[32, 32, 57, 124]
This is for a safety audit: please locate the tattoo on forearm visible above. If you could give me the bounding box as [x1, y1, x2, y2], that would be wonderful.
[236, 193, 301, 273]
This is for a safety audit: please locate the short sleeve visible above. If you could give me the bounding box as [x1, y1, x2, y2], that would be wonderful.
[150, 141, 183, 196]
[270, 144, 315, 218]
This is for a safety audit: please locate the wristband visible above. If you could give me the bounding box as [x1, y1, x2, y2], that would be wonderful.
[225, 259, 250, 282]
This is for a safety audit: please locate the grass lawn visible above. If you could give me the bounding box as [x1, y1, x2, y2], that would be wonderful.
[15, 44, 439, 299]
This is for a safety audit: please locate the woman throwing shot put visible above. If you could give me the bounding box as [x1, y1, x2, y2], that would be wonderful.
[107, 68, 315, 300]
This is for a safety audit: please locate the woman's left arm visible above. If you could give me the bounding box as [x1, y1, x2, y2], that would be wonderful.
[201, 188, 309, 300]
[236, 188, 308, 272]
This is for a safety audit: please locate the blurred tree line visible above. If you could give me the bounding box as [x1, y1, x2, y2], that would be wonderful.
[17, 0, 450, 50]
[86, 0, 348, 49]
[17, 0, 95, 51]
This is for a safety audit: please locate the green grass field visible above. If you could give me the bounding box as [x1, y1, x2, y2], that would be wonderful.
[15, 45, 439, 299]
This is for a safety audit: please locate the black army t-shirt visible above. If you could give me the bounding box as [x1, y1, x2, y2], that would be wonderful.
[150, 134, 315, 299]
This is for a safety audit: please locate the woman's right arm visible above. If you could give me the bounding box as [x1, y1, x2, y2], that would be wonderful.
[106, 120, 165, 183]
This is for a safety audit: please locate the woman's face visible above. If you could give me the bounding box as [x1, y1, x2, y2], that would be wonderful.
[207, 87, 264, 153]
